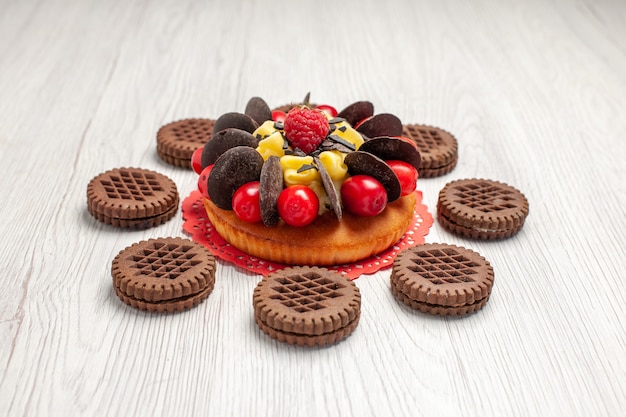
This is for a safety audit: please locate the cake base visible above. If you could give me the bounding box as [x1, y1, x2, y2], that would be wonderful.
[203, 192, 417, 266]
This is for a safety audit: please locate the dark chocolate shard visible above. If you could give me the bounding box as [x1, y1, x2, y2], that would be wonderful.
[212, 112, 259, 135]
[259, 156, 283, 226]
[245, 97, 273, 126]
[337, 101, 374, 126]
[314, 156, 342, 221]
[356, 113, 403, 138]
[359, 136, 421, 170]
[319, 136, 355, 153]
[344, 151, 402, 202]
[201, 128, 258, 168]
[208, 146, 264, 210]
[297, 164, 317, 173]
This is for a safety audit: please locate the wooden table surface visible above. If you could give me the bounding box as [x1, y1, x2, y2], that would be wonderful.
[1, 0, 624, 416]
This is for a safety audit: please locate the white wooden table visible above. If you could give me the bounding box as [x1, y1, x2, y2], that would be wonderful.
[1, 0, 624, 416]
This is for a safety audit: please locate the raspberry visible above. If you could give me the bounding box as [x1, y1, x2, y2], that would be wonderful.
[283, 107, 330, 154]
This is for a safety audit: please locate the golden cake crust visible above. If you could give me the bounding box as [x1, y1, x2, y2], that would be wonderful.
[203, 192, 416, 266]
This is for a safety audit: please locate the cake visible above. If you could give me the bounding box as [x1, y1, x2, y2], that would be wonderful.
[193, 96, 422, 266]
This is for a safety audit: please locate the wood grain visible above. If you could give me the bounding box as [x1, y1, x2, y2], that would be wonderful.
[1, 0, 624, 416]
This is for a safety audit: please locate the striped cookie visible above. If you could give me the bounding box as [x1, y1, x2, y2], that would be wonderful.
[157, 118, 215, 168]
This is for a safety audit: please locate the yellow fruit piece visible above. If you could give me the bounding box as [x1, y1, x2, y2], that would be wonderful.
[256, 131, 286, 160]
[318, 151, 348, 181]
[281, 155, 320, 186]
[332, 121, 364, 150]
[253, 120, 278, 140]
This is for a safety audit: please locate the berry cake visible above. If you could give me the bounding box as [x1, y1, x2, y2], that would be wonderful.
[192, 96, 422, 266]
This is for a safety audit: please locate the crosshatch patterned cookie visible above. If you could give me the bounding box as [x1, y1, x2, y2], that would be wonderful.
[87, 167, 179, 229]
[112, 237, 216, 313]
[437, 178, 529, 240]
[402, 124, 458, 178]
[253, 266, 361, 347]
[157, 118, 215, 168]
[391, 243, 494, 316]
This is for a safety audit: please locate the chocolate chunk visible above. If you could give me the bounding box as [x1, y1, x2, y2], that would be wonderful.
[259, 156, 284, 226]
[201, 128, 258, 168]
[245, 97, 273, 126]
[208, 146, 264, 210]
[212, 112, 259, 135]
[337, 101, 374, 126]
[314, 156, 342, 220]
[356, 113, 403, 138]
[344, 151, 402, 202]
[359, 136, 421, 170]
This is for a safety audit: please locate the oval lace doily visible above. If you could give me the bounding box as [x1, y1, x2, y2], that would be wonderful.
[181, 190, 433, 280]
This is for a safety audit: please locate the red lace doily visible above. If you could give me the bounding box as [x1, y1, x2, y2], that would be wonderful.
[181, 190, 433, 280]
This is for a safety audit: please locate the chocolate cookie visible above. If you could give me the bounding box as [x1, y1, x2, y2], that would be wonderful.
[437, 178, 529, 240]
[87, 167, 179, 228]
[391, 243, 494, 316]
[157, 118, 215, 168]
[253, 266, 361, 347]
[112, 237, 216, 313]
[402, 124, 458, 178]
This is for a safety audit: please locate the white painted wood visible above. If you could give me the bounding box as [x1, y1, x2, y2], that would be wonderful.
[1, 0, 624, 416]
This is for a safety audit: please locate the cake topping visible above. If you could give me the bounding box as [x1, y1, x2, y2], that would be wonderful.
[207, 146, 264, 210]
[259, 156, 283, 226]
[336, 101, 374, 126]
[244, 96, 273, 125]
[282, 106, 330, 154]
[345, 151, 402, 202]
[201, 128, 258, 168]
[358, 136, 421, 170]
[356, 113, 403, 138]
[212, 111, 259, 135]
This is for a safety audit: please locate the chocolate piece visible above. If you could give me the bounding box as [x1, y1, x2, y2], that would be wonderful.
[336, 101, 374, 127]
[344, 151, 402, 202]
[359, 136, 421, 170]
[245, 97, 273, 126]
[112, 238, 216, 313]
[212, 112, 259, 135]
[391, 243, 494, 316]
[87, 167, 179, 229]
[201, 128, 258, 168]
[437, 178, 529, 240]
[156, 118, 215, 169]
[314, 155, 342, 220]
[402, 124, 458, 178]
[356, 113, 403, 138]
[259, 156, 283, 226]
[208, 146, 264, 210]
[253, 266, 361, 346]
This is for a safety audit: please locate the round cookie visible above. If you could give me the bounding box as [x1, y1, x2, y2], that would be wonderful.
[391, 243, 494, 316]
[112, 237, 216, 313]
[402, 124, 458, 178]
[157, 118, 215, 168]
[253, 266, 361, 346]
[437, 178, 529, 240]
[87, 167, 179, 229]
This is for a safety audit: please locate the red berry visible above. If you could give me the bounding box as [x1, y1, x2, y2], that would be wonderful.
[315, 104, 338, 118]
[283, 107, 330, 154]
[232, 181, 262, 223]
[386, 160, 418, 196]
[272, 110, 287, 122]
[191, 147, 204, 174]
[197, 164, 214, 199]
[341, 175, 388, 217]
[277, 185, 319, 227]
